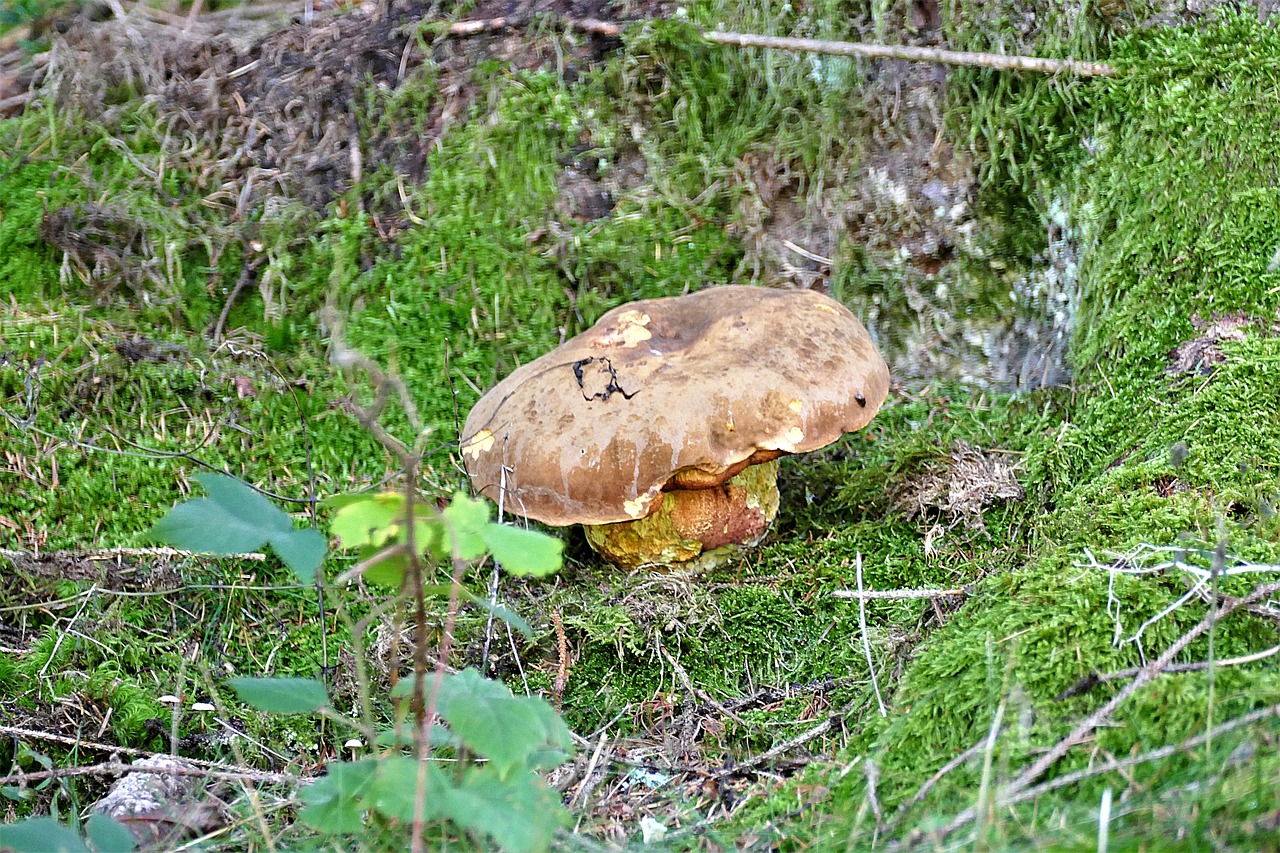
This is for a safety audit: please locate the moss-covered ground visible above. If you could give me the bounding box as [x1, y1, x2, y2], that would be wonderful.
[2, 0, 1279, 849]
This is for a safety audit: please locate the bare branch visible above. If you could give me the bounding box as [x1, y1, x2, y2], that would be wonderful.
[702, 31, 1115, 76]
[833, 585, 971, 601]
[438, 14, 1114, 77]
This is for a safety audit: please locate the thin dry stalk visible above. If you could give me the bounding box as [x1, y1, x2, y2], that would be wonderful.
[701, 31, 1115, 76]
[0, 757, 297, 787]
[324, 307, 447, 853]
[440, 14, 1114, 77]
[832, 585, 971, 600]
[856, 553, 887, 717]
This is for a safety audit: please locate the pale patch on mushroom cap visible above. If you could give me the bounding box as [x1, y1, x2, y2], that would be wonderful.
[461, 285, 890, 527]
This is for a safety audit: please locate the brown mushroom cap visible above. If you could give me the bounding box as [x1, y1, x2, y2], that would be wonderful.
[461, 285, 889, 526]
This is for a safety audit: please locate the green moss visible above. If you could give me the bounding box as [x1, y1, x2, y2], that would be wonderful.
[719, 14, 1280, 848]
[0, 160, 65, 302]
[1073, 15, 1280, 376]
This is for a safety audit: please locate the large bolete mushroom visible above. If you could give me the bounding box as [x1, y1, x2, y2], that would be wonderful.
[461, 285, 889, 570]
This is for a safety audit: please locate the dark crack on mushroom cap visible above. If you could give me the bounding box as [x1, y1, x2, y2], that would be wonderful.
[461, 285, 890, 527]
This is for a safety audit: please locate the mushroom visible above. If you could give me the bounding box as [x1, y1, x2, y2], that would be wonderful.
[461, 285, 889, 570]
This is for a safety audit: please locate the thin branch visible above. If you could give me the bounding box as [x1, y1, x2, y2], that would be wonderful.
[1001, 702, 1280, 809]
[0, 547, 265, 562]
[0, 760, 298, 788]
[657, 638, 752, 730]
[832, 585, 971, 600]
[702, 31, 1116, 77]
[1058, 642, 1280, 700]
[0, 726, 294, 782]
[438, 14, 1115, 77]
[889, 730, 1002, 829]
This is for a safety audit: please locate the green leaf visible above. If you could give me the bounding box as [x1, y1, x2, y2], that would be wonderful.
[149, 474, 325, 582]
[366, 756, 453, 823]
[434, 670, 572, 776]
[228, 677, 329, 714]
[481, 524, 563, 577]
[266, 528, 327, 583]
[298, 759, 379, 833]
[85, 815, 137, 853]
[445, 767, 569, 853]
[441, 492, 490, 560]
[0, 818, 90, 853]
[329, 493, 404, 550]
[362, 546, 410, 587]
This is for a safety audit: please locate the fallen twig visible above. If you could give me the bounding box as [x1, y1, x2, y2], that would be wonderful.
[703, 31, 1115, 77]
[0, 759, 299, 788]
[439, 14, 1114, 77]
[657, 638, 752, 730]
[1057, 642, 1280, 701]
[833, 585, 971, 600]
[1001, 702, 1280, 808]
[889, 729, 1002, 829]
[0, 725, 293, 783]
[0, 546, 265, 562]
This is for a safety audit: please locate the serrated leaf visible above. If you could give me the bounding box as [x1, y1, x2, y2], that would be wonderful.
[362, 546, 410, 587]
[444, 767, 569, 853]
[481, 524, 563, 577]
[413, 515, 447, 561]
[372, 725, 451, 750]
[149, 475, 325, 581]
[0, 818, 90, 853]
[266, 528, 327, 583]
[441, 493, 489, 560]
[434, 670, 572, 776]
[329, 493, 404, 550]
[298, 759, 379, 833]
[228, 677, 329, 714]
[85, 815, 137, 853]
[366, 756, 453, 823]
[149, 498, 268, 554]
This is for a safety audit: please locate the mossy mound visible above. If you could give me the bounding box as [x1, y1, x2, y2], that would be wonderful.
[722, 12, 1280, 849]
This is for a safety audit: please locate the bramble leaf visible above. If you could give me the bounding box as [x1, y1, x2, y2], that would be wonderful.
[298, 759, 379, 833]
[0, 818, 91, 853]
[267, 528, 328, 583]
[441, 493, 490, 560]
[149, 474, 325, 582]
[229, 677, 329, 714]
[482, 523, 563, 577]
[365, 756, 453, 823]
[85, 815, 137, 853]
[434, 669, 572, 777]
[446, 766, 569, 853]
[329, 493, 404, 549]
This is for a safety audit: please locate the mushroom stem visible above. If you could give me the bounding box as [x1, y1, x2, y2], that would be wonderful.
[584, 460, 781, 571]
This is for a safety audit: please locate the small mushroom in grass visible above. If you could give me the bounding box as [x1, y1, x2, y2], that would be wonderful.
[461, 285, 889, 570]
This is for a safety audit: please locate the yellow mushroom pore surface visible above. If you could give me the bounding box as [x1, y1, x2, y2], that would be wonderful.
[584, 460, 781, 569]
